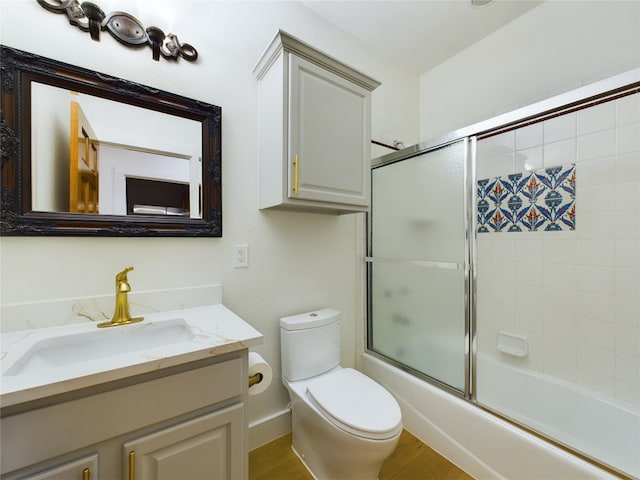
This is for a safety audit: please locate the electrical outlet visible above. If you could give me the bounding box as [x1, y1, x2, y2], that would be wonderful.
[233, 244, 249, 268]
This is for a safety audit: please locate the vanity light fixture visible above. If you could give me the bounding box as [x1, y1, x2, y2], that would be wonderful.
[36, 0, 198, 62]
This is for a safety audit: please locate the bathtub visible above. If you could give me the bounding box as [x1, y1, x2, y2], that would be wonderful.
[362, 352, 637, 479]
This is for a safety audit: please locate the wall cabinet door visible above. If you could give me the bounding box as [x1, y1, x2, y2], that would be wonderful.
[123, 404, 244, 480]
[254, 30, 379, 214]
[24, 454, 98, 480]
[288, 54, 371, 208]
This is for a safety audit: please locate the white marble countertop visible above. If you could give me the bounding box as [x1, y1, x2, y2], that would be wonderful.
[0, 304, 263, 409]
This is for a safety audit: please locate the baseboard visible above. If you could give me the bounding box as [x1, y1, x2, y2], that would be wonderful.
[248, 408, 291, 451]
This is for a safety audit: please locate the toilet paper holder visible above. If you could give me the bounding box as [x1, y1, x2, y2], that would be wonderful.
[248, 372, 264, 387]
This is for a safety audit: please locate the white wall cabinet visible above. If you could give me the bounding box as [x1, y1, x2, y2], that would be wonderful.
[1, 355, 247, 480]
[254, 30, 380, 214]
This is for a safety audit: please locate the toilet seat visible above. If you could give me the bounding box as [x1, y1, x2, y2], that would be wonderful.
[306, 368, 402, 440]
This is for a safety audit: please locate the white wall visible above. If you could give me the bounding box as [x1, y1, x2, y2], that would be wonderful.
[419, 0, 640, 141]
[0, 0, 419, 445]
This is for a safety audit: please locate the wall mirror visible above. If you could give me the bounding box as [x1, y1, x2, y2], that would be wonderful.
[0, 46, 222, 236]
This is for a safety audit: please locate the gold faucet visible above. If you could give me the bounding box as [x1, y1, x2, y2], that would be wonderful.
[98, 266, 144, 328]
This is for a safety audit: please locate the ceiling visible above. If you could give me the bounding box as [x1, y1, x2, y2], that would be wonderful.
[301, 0, 543, 74]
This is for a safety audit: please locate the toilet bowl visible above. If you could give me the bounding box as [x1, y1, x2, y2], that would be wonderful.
[281, 309, 402, 480]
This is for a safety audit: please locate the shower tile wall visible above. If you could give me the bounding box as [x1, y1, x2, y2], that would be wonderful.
[475, 92, 639, 407]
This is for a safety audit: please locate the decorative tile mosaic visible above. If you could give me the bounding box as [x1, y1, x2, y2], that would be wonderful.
[477, 164, 576, 233]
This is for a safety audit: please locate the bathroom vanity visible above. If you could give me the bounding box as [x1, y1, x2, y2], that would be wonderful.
[0, 303, 263, 480]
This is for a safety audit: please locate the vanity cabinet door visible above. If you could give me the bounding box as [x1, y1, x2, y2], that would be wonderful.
[123, 404, 244, 480]
[23, 454, 98, 480]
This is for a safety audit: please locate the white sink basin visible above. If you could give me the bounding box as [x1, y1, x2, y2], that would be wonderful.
[4, 319, 194, 376]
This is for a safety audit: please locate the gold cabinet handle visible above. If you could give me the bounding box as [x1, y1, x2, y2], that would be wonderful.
[129, 451, 136, 480]
[82, 468, 90, 480]
[292, 154, 299, 196]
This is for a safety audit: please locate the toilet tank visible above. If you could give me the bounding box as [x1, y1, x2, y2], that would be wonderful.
[280, 308, 341, 382]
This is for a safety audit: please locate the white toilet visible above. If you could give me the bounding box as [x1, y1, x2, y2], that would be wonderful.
[280, 308, 402, 480]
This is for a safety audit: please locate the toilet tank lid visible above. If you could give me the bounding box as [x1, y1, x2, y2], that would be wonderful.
[280, 308, 340, 331]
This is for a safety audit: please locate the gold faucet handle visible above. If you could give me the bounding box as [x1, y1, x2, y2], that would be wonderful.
[115, 266, 134, 282]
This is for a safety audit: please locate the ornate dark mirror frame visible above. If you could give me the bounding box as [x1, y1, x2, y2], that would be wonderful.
[0, 46, 222, 237]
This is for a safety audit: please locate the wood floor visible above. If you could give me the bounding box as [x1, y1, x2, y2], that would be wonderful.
[249, 430, 474, 480]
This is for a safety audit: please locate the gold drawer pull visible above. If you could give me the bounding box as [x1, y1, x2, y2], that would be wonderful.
[82, 468, 90, 480]
[292, 154, 299, 195]
[129, 451, 136, 480]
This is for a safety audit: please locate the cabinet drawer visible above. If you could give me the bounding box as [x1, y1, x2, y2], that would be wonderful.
[12, 454, 98, 480]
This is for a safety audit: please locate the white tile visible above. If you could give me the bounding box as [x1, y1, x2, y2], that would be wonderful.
[544, 138, 576, 168]
[616, 121, 640, 155]
[576, 291, 615, 322]
[616, 239, 640, 268]
[476, 137, 491, 158]
[516, 306, 544, 333]
[544, 112, 576, 143]
[577, 343, 615, 377]
[543, 264, 576, 290]
[514, 238, 543, 262]
[577, 101, 616, 135]
[616, 92, 640, 125]
[516, 123, 543, 150]
[544, 311, 577, 339]
[616, 323, 640, 356]
[476, 236, 493, 261]
[493, 301, 516, 328]
[491, 281, 516, 305]
[515, 261, 544, 286]
[615, 267, 639, 297]
[476, 300, 493, 326]
[542, 229, 575, 241]
[577, 129, 616, 162]
[577, 317, 615, 349]
[615, 352, 640, 384]
[575, 212, 616, 240]
[616, 379, 639, 405]
[543, 238, 576, 264]
[490, 238, 516, 261]
[492, 261, 515, 283]
[577, 184, 615, 213]
[476, 158, 492, 181]
[543, 288, 576, 315]
[615, 295, 640, 326]
[614, 211, 640, 239]
[575, 265, 615, 295]
[575, 239, 615, 266]
[543, 335, 577, 373]
[515, 284, 543, 309]
[515, 146, 543, 172]
[490, 131, 515, 155]
[487, 152, 515, 177]
[575, 157, 616, 187]
[616, 151, 640, 183]
[476, 276, 492, 302]
[615, 181, 640, 211]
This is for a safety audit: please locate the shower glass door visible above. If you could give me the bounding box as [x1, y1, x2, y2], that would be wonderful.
[367, 140, 469, 392]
